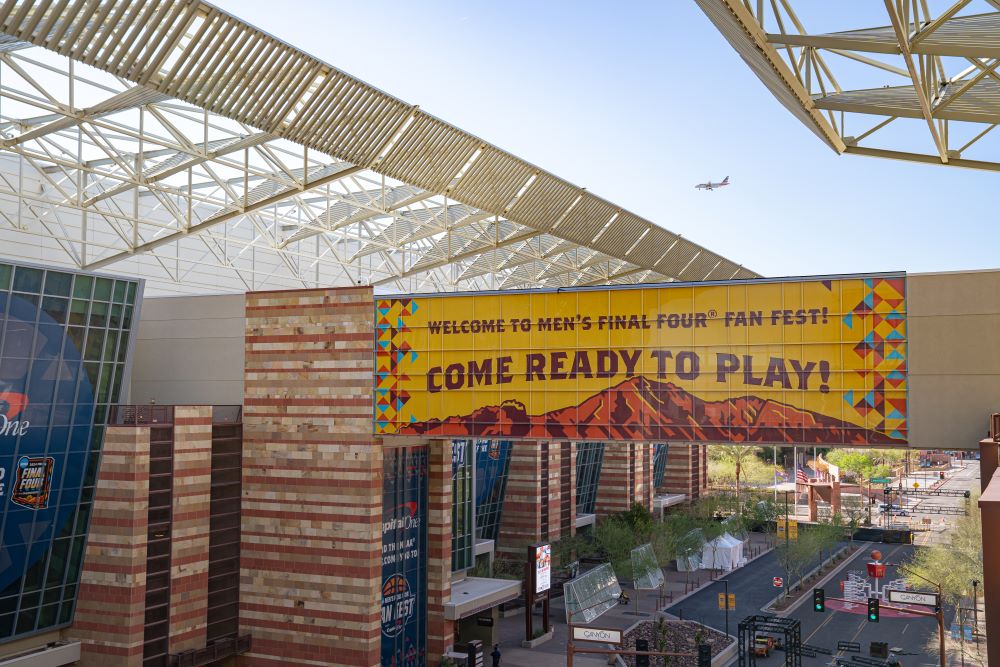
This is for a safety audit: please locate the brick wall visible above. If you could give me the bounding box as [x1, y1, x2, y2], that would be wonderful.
[595, 443, 655, 517]
[71, 426, 150, 667]
[168, 406, 213, 653]
[497, 442, 542, 558]
[660, 443, 707, 499]
[426, 442, 453, 661]
[242, 287, 380, 667]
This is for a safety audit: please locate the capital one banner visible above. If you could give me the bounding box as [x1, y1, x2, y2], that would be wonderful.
[374, 274, 907, 445]
[381, 446, 428, 667]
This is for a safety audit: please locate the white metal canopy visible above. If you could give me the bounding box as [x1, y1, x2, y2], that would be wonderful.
[698, 0, 1000, 173]
[0, 1, 755, 296]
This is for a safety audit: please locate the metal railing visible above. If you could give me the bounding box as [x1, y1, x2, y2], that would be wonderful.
[170, 634, 251, 667]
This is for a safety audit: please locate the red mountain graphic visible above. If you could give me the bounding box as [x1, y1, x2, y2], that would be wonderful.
[398, 377, 902, 445]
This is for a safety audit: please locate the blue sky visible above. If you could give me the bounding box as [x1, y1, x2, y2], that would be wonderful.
[211, 1, 997, 278]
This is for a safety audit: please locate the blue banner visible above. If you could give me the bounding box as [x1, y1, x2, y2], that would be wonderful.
[381, 447, 428, 667]
[0, 291, 95, 595]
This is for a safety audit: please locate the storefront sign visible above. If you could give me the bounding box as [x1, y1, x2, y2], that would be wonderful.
[572, 627, 622, 644]
[887, 590, 938, 607]
[374, 275, 907, 445]
[381, 447, 428, 667]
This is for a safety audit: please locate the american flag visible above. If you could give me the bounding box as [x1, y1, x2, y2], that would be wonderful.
[796, 468, 809, 484]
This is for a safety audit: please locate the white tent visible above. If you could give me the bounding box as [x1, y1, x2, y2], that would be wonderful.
[700, 533, 746, 572]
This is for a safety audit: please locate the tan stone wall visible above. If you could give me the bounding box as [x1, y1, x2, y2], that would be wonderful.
[242, 287, 380, 667]
[69, 426, 150, 667]
[908, 270, 1000, 449]
[168, 406, 213, 653]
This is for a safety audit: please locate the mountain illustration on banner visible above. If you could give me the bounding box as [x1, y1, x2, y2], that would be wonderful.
[398, 376, 903, 444]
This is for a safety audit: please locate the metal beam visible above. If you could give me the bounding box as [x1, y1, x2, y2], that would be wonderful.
[83, 163, 363, 270]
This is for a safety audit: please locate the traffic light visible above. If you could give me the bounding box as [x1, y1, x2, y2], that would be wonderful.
[697, 644, 711, 667]
[867, 597, 879, 622]
[636, 639, 649, 667]
[813, 588, 825, 612]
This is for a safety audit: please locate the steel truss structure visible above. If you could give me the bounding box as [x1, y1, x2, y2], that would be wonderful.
[0, 1, 755, 296]
[698, 0, 1000, 173]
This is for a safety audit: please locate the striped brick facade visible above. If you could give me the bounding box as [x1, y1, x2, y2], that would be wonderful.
[426, 442, 453, 660]
[497, 442, 575, 558]
[242, 287, 381, 667]
[71, 426, 150, 667]
[659, 443, 708, 499]
[496, 442, 544, 557]
[595, 443, 654, 517]
[168, 406, 213, 653]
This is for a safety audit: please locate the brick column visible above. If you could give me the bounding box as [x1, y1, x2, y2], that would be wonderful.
[71, 426, 150, 667]
[559, 442, 577, 540]
[638, 443, 654, 510]
[497, 442, 542, 558]
[426, 441, 453, 662]
[168, 406, 213, 653]
[596, 443, 639, 516]
[243, 287, 380, 667]
[661, 443, 707, 500]
[545, 442, 562, 542]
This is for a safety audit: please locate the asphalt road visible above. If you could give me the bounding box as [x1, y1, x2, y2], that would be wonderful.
[788, 543, 942, 666]
[663, 547, 823, 637]
[667, 543, 943, 665]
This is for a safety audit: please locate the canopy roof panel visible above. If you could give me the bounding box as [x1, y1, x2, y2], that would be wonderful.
[698, 0, 1000, 173]
[0, 1, 755, 295]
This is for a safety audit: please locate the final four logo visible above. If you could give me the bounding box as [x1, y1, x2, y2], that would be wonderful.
[380, 574, 416, 637]
[11, 456, 53, 509]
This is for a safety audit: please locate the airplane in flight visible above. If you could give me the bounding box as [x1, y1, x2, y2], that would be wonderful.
[695, 176, 730, 191]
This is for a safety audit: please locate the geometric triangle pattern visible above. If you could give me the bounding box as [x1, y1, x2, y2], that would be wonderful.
[844, 277, 907, 442]
[375, 298, 419, 434]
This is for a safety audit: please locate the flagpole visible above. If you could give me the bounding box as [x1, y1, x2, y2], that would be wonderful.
[794, 445, 798, 519]
[773, 447, 778, 503]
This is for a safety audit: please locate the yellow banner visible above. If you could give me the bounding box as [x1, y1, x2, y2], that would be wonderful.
[374, 275, 907, 445]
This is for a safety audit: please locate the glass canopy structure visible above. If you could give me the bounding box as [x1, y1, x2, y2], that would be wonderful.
[0, 1, 756, 297]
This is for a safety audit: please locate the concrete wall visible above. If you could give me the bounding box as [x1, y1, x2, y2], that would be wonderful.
[908, 269, 1000, 449]
[131, 294, 245, 406]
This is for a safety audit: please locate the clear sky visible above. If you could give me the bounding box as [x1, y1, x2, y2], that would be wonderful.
[210, 0, 997, 278]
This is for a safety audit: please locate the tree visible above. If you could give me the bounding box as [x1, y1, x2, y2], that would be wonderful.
[708, 445, 767, 509]
[775, 529, 822, 594]
[903, 494, 983, 604]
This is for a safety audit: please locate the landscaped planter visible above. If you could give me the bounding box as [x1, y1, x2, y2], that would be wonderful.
[620, 619, 732, 667]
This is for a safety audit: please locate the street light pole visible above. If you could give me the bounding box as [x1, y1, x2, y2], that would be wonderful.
[972, 579, 980, 643]
[724, 578, 729, 639]
[901, 566, 946, 667]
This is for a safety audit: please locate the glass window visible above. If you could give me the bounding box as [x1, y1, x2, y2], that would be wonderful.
[43, 272, 73, 297]
[92, 277, 112, 301]
[0, 264, 12, 290]
[474, 440, 512, 543]
[451, 440, 474, 572]
[653, 444, 669, 490]
[72, 275, 93, 299]
[112, 281, 126, 303]
[576, 442, 605, 516]
[12, 266, 42, 293]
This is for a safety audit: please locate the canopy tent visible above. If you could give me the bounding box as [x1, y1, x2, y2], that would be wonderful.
[700, 532, 746, 572]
